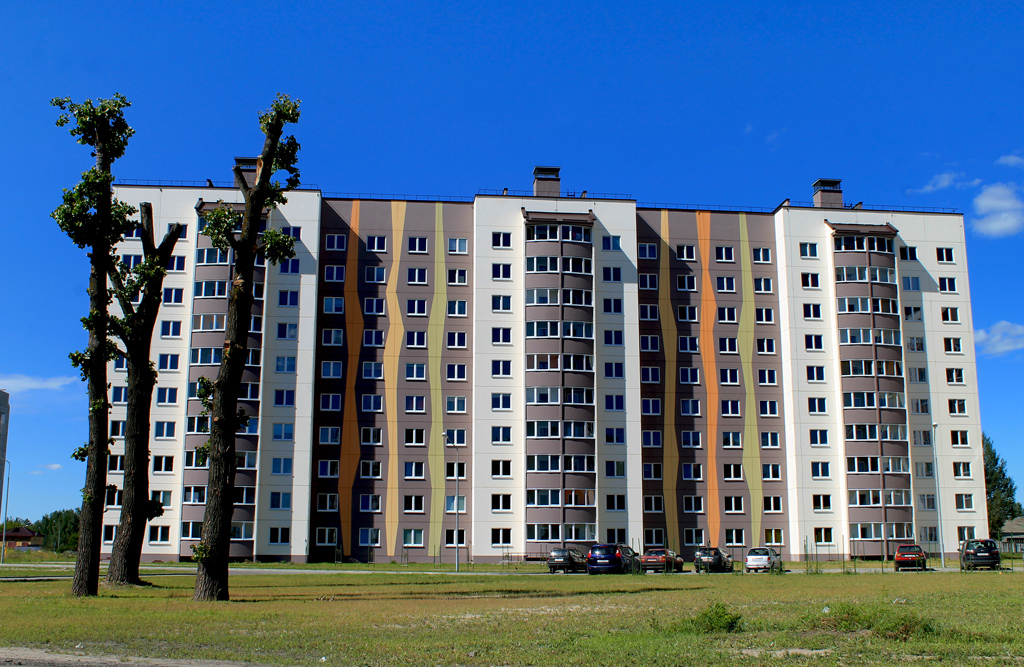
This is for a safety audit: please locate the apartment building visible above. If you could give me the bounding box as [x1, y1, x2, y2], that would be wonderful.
[103, 167, 987, 563]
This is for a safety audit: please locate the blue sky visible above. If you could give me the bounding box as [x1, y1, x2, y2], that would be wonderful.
[1, 1, 1022, 520]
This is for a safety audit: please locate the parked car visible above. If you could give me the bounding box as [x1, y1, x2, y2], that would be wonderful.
[694, 547, 733, 573]
[641, 548, 684, 573]
[893, 544, 927, 571]
[548, 547, 586, 573]
[959, 539, 1001, 570]
[587, 544, 641, 574]
[744, 547, 782, 573]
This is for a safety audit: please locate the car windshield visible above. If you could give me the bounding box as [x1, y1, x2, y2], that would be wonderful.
[590, 546, 617, 556]
[748, 548, 769, 556]
[646, 549, 666, 556]
[706, 549, 720, 556]
[550, 549, 567, 556]
[897, 546, 922, 553]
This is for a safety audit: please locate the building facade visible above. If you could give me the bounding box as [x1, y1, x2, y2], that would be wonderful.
[104, 167, 987, 563]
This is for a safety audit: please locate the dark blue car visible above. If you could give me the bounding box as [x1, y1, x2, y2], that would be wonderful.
[587, 543, 641, 574]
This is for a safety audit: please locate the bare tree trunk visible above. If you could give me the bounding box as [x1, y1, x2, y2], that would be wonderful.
[71, 159, 111, 596]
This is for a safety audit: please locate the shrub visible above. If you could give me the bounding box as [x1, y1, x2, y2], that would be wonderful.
[692, 603, 742, 633]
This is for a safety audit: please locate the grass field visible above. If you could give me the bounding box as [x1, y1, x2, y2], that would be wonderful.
[1, 569, 1023, 666]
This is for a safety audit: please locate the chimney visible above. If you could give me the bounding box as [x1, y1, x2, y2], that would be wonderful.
[235, 157, 258, 188]
[533, 166, 561, 197]
[812, 179, 843, 208]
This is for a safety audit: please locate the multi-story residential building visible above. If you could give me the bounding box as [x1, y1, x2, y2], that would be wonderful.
[103, 166, 987, 563]
[0, 389, 9, 515]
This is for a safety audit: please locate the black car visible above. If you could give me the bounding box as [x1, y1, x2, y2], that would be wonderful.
[548, 547, 586, 573]
[693, 547, 734, 573]
[587, 544, 641, 574]
[959, 539, 1001, 570]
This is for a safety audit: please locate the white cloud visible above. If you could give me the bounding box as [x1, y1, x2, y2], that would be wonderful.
[0, 374, 78, 394]
[973, 183, 1024, 236]
[39, 464, 63, 471]
[996, 155, 1024, 167]
[975, 321, 1024, 356]
[907, 172, 980, 194]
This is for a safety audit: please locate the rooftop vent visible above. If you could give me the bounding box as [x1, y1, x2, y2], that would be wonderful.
[812, 178, 843, 208]
[533, 166, 561, 197]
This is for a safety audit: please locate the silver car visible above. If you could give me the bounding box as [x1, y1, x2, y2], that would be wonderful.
[744, 547, 783, 573]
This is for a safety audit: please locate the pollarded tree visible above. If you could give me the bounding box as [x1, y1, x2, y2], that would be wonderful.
[106, 203, 183, 585]
[192, 94, 299, 601]
[51, 94, 138, 597]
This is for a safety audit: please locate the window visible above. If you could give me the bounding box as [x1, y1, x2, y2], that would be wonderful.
[814, 528, 834, 545]
[643, 463, 663, 480]
[809, 429, 828, 446]
[492, 295, 512, 312]
[642, 430, 662, 448]
[718, 307, 737, 323]
[753, 277, 772, 293]
[761, 432, 780, 448]
[405, 428, 425, 446]
[937, 247, 954, 262]
[955, 493, 974, 510]
[448, 237, 467, 254]
[764, 496, 783, 513]
[812, 494, 831, 511]
[762, 463, 781, 480]
[491, 426, 512, 443]
[640, 335, 660, 351]
[277, 290, 299, 307]
[944, 337, 962, 353]
[404, 461, 425, 479]
[183, 486, 206, 504]
[603, 298, 623, 314]
[449, 268, 469, 284]
[148, 526, 170, 543]
[907, 336, 925, 352]
[446, 396, 466, 413]
[941, 307, 960, 323]
[160, 320, 182, 337]
[279, 258, 300, 274]
[606, 494, 627, 511]
[714, 246, 734, 262]
[679, 367, 698, 384]
[799, 242, 818, 258]
[605, 460, 626, 478]
[723, 496, 743, 513]
[680, 399, 700, 416]
[901, 275, 921, 291]
[362, 329, 384, 348]
[526, 256, 558, 273]
[723, 464, 743, 481]
[803, 303, 822, 320]
[359, 494, 381, 513]
[408, 236, 428, 253]
[805, 334, 823, 350]
[407, 330, 427, 348]
[904, 306, 923, 322]
[604, 330, 624, 346]
[602, 266, 622, 282]
[808, 397, 826, 414]
[716, 276, 736, 292]
[157, 354, 179, 370]
[316, 527, 338, 546]
[639, 274, 658, 290]
[602, 235, 621, 251]
[605, 394, 625, 411]
[272, 423, 294, 440]
[491, 528, 512, 546]
[725, 529, 744, 546]
[680, 431, 702, 448]
[358, 527, 381, 546]
[406, 299, 427, 316]
[752, 247, 771, 263]
[491, 232, 512, 248]
[154, 421, 175, 438]
[811, 461, 830, 479]
[899, 245, 918, 261]
[367, 236, 386, 252]
[406, 363, 426, 380]
[719, 337, 738, 354]
[939, 277, 957, 292]
[405, 395, 425, 413]
[446, 299, 466, 317]
[949, 398, 967, 415]
[721, 400, 740, 417]
[362, 298, 386, 316]
[757, 369, 777, 385]
[447, 331, 468, 348]
[755, 307, 774, 323]
[756, 338, 776, 354]
[642, 398, 662, 415]
[682, 496, 703, 513]
[682, 463, 703, 480]
[324, 233, 347, 251]
[801, 272, 820, 288]
[408, 267, 428, 284]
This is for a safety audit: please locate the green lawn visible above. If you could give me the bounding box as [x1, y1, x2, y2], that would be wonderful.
[0, 570, 1021, 666]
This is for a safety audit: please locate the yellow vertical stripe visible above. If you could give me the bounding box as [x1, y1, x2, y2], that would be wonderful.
[339, 201, 363, 557]
[427, 203, 448, 556]
[696, 211, 720, 544]
[382, 201, 407, 555]
[659, 210, 680, 550]
[737, 214, 763, 546]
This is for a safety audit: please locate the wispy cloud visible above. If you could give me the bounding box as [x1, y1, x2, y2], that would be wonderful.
[975, 321, 1024, 356]
[996, 155, 1024, 168]
[744, 124, 754, 134]
[907, 172, 981, 194]
[973, 183, 1024, 236]
[39, 464, 63, 471]
[0, 374, 78, 394]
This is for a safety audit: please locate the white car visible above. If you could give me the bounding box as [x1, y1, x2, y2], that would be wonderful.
[744, 547, 783, 573]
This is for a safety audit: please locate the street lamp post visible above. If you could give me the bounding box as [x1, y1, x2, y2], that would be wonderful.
[444, 433, 460, 572]
[931, 423, 946, 568]
[1, 459, 11, 564]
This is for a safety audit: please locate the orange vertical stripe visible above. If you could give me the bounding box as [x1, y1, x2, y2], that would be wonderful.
[696, 211, 720, 545]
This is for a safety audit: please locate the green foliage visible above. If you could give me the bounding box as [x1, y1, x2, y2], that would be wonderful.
[51, 94, 134, 162]
[31, 509, 80, 552]
[812, 602, 935, 642]
[983, 433, 1023, 539]
[690, 603, 743, 633]
[51, 171, 137, 250]
[198, 205, 240, 253]
[190, 541, 210, 564]
[71, 445, 89, 462]
[258, 228, 296, 266]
